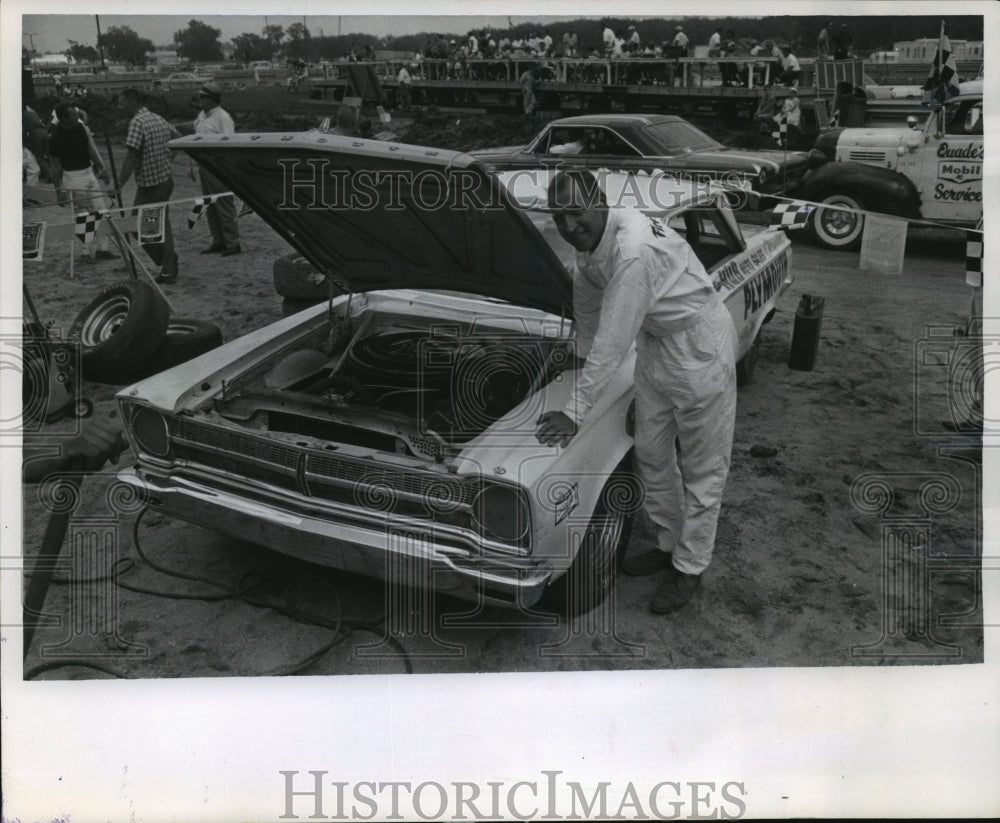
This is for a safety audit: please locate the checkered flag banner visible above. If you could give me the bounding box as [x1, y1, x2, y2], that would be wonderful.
[74, 210, 102, 244]
[771, 116, 788, 148]
[187, 195, 221, 229]
[966, 219, 983, 288]
[770, 200, 812, 229]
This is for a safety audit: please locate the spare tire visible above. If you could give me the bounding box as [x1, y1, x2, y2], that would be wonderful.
[131, 318, 224, 380]
[273, 253, 341, 300]
[69, 280, 169, 384]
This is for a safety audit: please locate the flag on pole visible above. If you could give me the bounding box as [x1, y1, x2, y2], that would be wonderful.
[770, 201, 812, 229]
[187, 195, 219, 229]
[74, 210, 102, 245]
[771, 115, 788, 148]
[922, 21, 960, 106]
[966, 219, 983, 288]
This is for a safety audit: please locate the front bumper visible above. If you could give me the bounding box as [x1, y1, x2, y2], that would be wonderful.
[118, 468, 553, 609]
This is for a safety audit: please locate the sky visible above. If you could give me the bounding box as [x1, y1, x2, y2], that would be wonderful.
[21, 14, 591, 54]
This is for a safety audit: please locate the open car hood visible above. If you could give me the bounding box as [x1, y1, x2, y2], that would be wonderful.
[175, 133, 573, 316]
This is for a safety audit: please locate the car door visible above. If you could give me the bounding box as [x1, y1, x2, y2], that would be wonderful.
[916, 97, 984, 223]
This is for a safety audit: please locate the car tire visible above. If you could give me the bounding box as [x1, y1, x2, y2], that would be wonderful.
[132, 318, 224, 380]
[273, 252, 340, 300]
[810, 192, 865, 250]
[736, 330, 761, 387]
[69, 280, 169, 384]
[542, 462, 638, 617]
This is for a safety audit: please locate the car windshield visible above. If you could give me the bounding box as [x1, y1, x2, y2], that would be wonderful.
[642, 121, 721, 154]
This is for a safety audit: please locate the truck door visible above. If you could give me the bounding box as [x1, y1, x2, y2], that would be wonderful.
[918, 97, 984, 223]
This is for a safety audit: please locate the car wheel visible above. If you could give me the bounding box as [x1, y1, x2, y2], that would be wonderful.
[810, 193, 865, 250]
[736, 330, 761, 387]
[273, 252, 341, 300]
[131, 318, 224, 381]
[542, 464, 638, 617]
[69, 280, 169, 384]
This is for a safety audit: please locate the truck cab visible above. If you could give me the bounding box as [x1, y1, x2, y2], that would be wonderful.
[803, 94, 983, 249]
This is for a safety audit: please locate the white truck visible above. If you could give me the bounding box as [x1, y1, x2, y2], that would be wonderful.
[802, 92, 983, 249]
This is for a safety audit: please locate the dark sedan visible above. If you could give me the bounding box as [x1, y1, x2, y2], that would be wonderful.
[473, 114, 810, 197]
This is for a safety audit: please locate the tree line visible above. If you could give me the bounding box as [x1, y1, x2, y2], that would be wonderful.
[60, 15, 985, 67]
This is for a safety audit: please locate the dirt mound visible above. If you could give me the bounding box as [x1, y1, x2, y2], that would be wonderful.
[401, 106, 542, 152]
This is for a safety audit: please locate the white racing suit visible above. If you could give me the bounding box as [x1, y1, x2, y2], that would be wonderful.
[564, 205, 738, 576]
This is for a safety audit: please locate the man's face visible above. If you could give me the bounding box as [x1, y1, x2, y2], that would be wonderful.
[550, 179, 608, 253]
[198, 94, 216, 113]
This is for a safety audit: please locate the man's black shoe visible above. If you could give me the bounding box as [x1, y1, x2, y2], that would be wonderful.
[622, 549, 674, 577]
[220, 245, 242, 257]
[650, 572, 701, 614]
[200, 242, 225, 255]
[155, 273, 178, 284]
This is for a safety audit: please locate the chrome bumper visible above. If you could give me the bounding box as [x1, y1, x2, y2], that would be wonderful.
[118, 468, 553, 609]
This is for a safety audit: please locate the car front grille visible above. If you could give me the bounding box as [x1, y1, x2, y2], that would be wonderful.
[169, 416, 474, 526]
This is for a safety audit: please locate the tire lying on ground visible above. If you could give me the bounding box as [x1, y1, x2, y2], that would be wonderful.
[132, 318, 224, 380]
[69, 280, 170, 384]
[273, 252, 342, 301]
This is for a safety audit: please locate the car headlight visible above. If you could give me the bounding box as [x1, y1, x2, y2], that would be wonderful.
[130, 406, 172, 458]
[471, 481, 531, 552]
[807, 148, 828, 170]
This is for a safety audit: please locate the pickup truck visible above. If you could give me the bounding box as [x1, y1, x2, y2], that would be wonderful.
[802, 92, 983, 249]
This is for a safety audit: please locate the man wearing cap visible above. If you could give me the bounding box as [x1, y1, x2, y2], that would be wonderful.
[536, 169, 739, 614]
[119, 88, 182, 283]
[671, 25, 689, 51]
[177, 82, 241, 257]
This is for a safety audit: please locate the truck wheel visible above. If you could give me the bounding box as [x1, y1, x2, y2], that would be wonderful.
[273, 253, 341, 300]
[542, 463, 638, 617]
[69, 280, 169, 384]
[810, 193, 865, 250]
[736, 330, 761, 387]
[132, 319, 224, 380]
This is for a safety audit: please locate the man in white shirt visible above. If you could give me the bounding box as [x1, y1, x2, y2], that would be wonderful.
[179, 82, 240, 255]
[536, 170, 738, 614]
[672, 26, 689, 50]
[396, 65, 412, 112]
[780, 47, 801, 87]
[603, 24, 617, 56]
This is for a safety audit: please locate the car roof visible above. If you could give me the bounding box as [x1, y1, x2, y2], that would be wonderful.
[546, 114, 684, 129]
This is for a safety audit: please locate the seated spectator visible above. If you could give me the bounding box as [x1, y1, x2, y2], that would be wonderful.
[780, 47, 801, 87]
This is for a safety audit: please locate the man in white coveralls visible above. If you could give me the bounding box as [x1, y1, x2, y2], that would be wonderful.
[535, 170, 738, 613]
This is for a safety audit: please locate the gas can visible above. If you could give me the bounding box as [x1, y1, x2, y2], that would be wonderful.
[788, 294, 825, 371]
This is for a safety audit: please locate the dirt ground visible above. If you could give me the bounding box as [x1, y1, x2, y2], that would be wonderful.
[19, 138, 983, 679]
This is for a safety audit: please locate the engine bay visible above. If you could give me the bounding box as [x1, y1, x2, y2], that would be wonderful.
[212, 311, 562, 460]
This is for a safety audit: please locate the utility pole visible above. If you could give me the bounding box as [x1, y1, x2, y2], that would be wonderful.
[94, 15, 107, 70]
[24, 32, 37, 65]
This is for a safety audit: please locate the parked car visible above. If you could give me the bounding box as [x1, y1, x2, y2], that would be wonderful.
[474, 113, 811, 197]
[116, 135, 793, 614]
[803, 92, 983, 249]
[862, 74, 923, 100]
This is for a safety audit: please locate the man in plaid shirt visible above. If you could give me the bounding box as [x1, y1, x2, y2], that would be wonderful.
[119, 88, 181, 283]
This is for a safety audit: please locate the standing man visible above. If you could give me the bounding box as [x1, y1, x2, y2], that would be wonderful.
[817, 22, 832, 59]
[520, 65, 537, 116]
[47, 101, 115, 261]
[832, 24, 853, 60]
[118, 87, 180, 284]
[176, 82, 241, 257]
[536, 170, 738, 614]
[397, 64, 413, 113]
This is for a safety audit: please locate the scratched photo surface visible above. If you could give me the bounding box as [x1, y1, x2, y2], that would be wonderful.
[3, 2, 997, 819]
